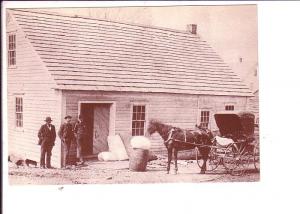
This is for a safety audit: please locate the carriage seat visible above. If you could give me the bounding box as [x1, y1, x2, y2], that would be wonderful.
[215, 136, 234, 147]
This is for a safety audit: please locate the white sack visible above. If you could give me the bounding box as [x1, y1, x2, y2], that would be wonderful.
[98, 152, 118, 161]
[107, 135, 129, 160]
[215, 136, 234, 146]
[130, 136, 151, 150]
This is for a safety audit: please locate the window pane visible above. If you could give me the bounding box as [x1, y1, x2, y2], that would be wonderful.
[132, 112, 136, 120]
[13, 35, 16, 48]
[141, 112, 145, 120]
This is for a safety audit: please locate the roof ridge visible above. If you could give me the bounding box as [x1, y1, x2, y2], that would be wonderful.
[9, 8, 198, 36]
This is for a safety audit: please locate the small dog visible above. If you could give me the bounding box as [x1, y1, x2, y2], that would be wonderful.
[14, 159, 37, 168]
[25, 159, 38, 167]
[9, 155, 38, 168]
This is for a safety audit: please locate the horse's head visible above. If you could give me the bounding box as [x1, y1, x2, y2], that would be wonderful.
[147, 119, 161, 135]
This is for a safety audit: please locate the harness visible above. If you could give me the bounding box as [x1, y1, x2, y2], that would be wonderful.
[164, 127, 208, 147]
[164, 128, 175, 144]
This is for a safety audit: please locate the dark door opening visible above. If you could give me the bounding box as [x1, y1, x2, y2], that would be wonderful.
[80, 104, 94, 156]
[80, 103, 111, 156]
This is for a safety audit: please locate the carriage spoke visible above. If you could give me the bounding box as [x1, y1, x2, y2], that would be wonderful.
[207, 147, 220, 171]
[230, 152, 251, 176]
[223, 145, 239, 171]
[253, 144, 260, 171]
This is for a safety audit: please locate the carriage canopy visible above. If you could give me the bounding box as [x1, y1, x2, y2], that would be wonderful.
[214, 111, 255, 137]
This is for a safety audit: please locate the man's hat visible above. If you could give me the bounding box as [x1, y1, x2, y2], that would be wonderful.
[44, 117, 52, 122]
[64, 115, 72, 119]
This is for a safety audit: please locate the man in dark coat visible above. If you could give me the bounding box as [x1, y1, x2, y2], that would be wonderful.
[58, 115, 74, 168]
[38, 116, 56, 169]
[73, 114, 87, 165]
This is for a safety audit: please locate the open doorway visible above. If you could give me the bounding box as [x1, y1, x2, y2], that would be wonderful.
[79, 102, 116, 157]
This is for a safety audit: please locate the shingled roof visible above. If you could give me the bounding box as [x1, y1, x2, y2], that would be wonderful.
[9, 9, 252, 96]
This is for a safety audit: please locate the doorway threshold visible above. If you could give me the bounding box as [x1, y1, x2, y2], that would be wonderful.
[83, 154, 99, 161]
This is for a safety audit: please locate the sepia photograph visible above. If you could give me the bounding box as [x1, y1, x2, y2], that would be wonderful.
[5, 4, 260, 185]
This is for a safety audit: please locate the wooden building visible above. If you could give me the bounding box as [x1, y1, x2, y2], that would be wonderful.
[248, 89, 259, 126]
[6, 9, 253, 167]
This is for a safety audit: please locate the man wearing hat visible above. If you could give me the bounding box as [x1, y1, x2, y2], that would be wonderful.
[38, 116, 56, 169]
[58, 115, 74, 168]
[74, 114, 87, 165]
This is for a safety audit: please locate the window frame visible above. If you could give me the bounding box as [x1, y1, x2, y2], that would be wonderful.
[199, 110, 210, 129]
[8, 33, 17, 68]
[225, 104, 235, 111]
[131, 103, 147, 136]
[15, 96, 24, 130]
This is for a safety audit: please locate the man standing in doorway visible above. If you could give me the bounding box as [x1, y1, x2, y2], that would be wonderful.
[58, 115, 74, 169]
[74, 114, 87, 165]
[38, 117, 56, 169]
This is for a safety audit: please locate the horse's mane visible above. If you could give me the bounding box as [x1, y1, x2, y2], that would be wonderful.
[148, 119, 173, 138]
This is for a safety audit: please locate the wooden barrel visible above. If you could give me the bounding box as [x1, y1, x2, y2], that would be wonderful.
[129, 148, 149, 172]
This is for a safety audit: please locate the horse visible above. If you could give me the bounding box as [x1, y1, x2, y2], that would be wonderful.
[147, 120, 214, 174]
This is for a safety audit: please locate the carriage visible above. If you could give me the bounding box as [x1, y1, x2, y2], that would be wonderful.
[200, 111, 260, 176]
[148, 111, 259, 175]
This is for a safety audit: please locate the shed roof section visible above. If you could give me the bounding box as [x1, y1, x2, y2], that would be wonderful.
[10, 9, 252, 96]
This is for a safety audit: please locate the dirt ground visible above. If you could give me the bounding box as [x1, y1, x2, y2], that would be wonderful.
[8, 157, 259, 185]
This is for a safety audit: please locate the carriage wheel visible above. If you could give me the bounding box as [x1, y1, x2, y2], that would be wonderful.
[253, 144, 260, 172]
[223, 145, 239, 171]
[230, 152, 251, 176]
[206, 147, 220, 171]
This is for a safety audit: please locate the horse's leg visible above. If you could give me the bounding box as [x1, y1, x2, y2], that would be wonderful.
[167, 147, 172, 174]
[174, 148, 178, 174]
[200, 148, 208, 174]
[201, 157, 207, 174]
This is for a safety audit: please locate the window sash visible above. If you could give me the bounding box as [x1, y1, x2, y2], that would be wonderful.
[132, 105, 146, 136]
[15, 97, 23, 127]
[8, 34, 16, 66]
[200, 110, 210, 128]
[225, 105, 234, 111]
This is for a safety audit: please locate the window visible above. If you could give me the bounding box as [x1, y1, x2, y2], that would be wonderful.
[8, 34, 16, 66]
[225, 105, 234, 111]
[200, 111, 210, 128]
[132, 105, 146, 136]
[15, 97, 23, 127]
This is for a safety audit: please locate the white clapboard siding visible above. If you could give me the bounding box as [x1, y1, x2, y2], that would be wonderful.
[7, 14, 62, 167]
[63, 90, 247, 155]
